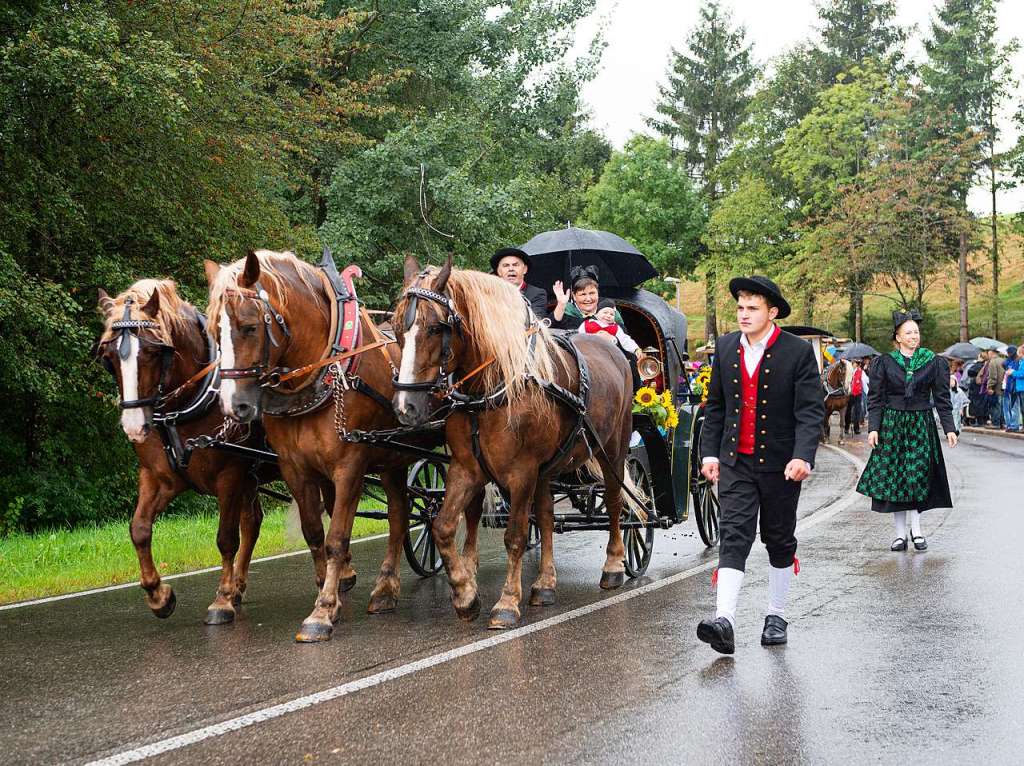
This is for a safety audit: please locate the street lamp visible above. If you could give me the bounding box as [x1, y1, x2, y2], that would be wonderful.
[664, 276, 682, 314]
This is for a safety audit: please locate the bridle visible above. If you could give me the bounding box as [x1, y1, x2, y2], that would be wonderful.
[391, 272, 463, 397]
[218, 281, 292, 385]
[98, 297, 176, 410]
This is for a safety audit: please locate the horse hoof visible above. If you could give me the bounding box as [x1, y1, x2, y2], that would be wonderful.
[454, 595, 481, 622]
[151, 590, 177, 619]
[338, 575, 357, 594]
[488, 608, 520, 630]
[295, 620, 334, 643]
[529, 587, 556, 607]
[204, 607, 235, 626]
[599, 571, 625, 590]
[367, 593, 398, 614]
[232, 593, 243, 609]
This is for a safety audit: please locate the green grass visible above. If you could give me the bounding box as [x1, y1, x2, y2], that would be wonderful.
[0, 505, 389, 605]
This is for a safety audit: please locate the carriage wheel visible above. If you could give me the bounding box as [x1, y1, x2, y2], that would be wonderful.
[689, 414, 720, 547]
[622, 455, 655, 578]
[403, 459, 446, 577]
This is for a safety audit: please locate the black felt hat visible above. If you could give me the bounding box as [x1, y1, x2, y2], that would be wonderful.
[490, 247, 530, 273]
[728, 275, 792, 319]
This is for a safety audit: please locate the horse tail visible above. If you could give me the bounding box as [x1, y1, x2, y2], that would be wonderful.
[583, 457, 649, 523]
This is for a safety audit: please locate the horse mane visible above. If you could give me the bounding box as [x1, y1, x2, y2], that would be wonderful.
[440, 268, 565, 410]
[99, 279, 195, 345]
[207, 250, 327, 333]
[826, 358, 854, 388]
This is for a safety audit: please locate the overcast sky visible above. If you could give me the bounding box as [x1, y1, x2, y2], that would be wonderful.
[572, 0, 1024, 214]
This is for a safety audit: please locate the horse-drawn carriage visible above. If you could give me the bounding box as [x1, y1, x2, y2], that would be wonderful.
[96, 229, 719, 638]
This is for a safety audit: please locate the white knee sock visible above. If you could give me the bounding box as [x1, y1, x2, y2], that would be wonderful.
[893, 511, 907, 540]
[909, 510, 923, 537]
[767, 564, 793, 619]
[715, 568, 744, 628]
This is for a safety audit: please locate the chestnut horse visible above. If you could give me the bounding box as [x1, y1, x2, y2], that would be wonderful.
[392, 257, 635, 630]
[821, 358, 854, 445]
[206, 250, 481, 642]
[96, 280, 273, 624]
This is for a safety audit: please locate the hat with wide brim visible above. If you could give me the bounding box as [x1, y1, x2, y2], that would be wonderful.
[490, 247, 530, 273]
[728, 276, 792, 319]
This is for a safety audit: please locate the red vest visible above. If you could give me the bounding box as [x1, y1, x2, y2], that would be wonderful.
[738, 325, 781, 455]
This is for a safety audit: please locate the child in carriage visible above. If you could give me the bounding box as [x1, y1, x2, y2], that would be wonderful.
[581, 298, 642, 390]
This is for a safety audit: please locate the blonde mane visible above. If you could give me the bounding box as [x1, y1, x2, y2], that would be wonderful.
[207, 250, 327, 334]
[99, 279, 194, 345]
[431, 268, 566, 410]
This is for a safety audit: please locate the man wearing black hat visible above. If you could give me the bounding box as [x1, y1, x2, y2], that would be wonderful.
[696, 276, 824, 654]
[491, 247, 549, 321]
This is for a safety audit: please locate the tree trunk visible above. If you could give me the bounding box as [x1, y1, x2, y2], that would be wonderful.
[990, 158, 999, 338]
[959, 230, 969, 342]
[704, 271, 718, 342]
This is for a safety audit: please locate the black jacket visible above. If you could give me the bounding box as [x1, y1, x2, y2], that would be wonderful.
[522, 283, 548, 321]
[867, 352, 956, 434]
[700, 329, 824, 471]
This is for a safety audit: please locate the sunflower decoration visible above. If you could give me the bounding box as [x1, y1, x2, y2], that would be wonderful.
[633, 386, 679, 431]
[692, 365, 713, 404]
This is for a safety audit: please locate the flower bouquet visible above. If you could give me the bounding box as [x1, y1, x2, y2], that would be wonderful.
[690, 366, 712, 404]
[633, 387, 679, 431]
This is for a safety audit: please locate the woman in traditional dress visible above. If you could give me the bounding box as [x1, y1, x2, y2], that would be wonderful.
[856, 310, 958, 551]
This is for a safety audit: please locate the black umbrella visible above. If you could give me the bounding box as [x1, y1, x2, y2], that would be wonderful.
[520, 226, 658, 292]
[941, 341, 983, 361]
[837, 342, 879, 359]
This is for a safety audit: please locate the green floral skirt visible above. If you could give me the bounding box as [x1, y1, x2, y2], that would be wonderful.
[856, 408, 952, 513]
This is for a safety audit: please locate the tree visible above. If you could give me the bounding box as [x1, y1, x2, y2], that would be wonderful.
[921, 0, 1017, 340]
[702, 176, 791, 280]
[582, 137, 705, 279]
[817, 0, 906, 80]
[647, 0, 755, 340]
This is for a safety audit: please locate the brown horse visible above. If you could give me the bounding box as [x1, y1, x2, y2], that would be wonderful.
[206, 250, 479, 642]
[392, 257, 636, 630]
[821, 358, 854, 445]
[96, 280, 272, 624]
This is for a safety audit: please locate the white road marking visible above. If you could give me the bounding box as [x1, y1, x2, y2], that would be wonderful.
[119, 335, 146, 440]
[395, 321, 418, 414]
[85, 445, 865, 766]
[0, 532, 390, 612]
[218, 308, 236, 414]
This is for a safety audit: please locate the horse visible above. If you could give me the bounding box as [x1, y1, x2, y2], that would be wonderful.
[206, 249, 482, 642]
[392, 256, 636, 630]
[821, 357, 854, 445]
[95, 279, 274, 624]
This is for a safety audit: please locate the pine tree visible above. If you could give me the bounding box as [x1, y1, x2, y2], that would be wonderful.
[647, 0, 754, 341]
[818, 0, 905, 77]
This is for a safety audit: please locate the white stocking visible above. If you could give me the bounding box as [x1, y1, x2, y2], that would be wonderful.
[715, 568, 744, 628]
[893, 511, 907, 540]
[909, 510, 923, 538]
[767, 565, 793, 619]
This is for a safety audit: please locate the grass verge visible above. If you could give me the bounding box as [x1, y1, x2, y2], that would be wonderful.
[0, 505, 389, 606]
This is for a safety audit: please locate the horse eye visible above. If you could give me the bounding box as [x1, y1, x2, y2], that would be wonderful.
[240, 324, 259, 337]
[426, 324, 445, 337]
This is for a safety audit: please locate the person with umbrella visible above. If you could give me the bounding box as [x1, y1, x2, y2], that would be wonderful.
[856, 310, 958, 552]
[490, 247, 549, 321]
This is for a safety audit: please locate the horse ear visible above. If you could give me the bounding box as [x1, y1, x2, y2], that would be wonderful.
[239, 250, 261, 288]
[403, 255, 421, 284]
[434, 253, 453, 293]
[97, 288, 114, 314]
[203, 259, 221, 285]
[141, 289, 160, 318]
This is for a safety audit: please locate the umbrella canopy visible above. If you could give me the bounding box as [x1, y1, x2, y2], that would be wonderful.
[520, 226, 658, 292]
[969, 336, 1008, 353]
[941, 342, 983, 361]
[837, 342, 879, 359]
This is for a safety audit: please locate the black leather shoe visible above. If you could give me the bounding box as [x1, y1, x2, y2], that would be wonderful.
[761, 615, 788, 646]
[697, 617, 735, 655]
[911, 534, 928, 551]
[890, 537, 907, 551]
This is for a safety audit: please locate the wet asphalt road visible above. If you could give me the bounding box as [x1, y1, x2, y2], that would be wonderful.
[2, 434, 1021, 764]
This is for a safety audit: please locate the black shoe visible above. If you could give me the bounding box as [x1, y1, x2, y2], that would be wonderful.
[911, 534, 928, 551]
[761, 615, 788, 646]
[890, 537, 907, 551]
[696, 617, 735, 655]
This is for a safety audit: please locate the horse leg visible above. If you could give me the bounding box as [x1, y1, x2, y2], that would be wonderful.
[231, 490, 264, 608]
[203, 477, 250, 625]
[821, 410, 829, 444]
[283, 468, 328, 590]
[320, 481, 356, 592]
[434, 461, 483, 621]
[837, 402, 846, 445]
[367, 468, 409, 614]
[528, 477, 556, 607]
[489, 471, 537, 630]
[461, 490, 485, 579]
[130, 473, 178, 618]
[296, 464, 363, 642]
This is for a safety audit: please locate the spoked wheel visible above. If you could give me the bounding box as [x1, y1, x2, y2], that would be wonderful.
[526, 517, 540, 551]
[403, 459, 446, 577]
[689, 413, 720, 547]
[622, 455, 655, 578]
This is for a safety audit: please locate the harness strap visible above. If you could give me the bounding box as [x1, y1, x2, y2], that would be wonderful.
[270, 339, 393, 386]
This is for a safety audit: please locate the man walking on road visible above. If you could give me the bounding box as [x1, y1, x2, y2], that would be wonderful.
[696, 277, 824, 654]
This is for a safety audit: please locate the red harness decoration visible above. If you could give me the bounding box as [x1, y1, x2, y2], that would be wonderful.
[338, 264, 363, 374]
[738, 325, 781, 455]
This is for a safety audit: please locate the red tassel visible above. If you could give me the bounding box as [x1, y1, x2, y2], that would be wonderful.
[793, 557, 800, 576]
[711, 567, 718, 587]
